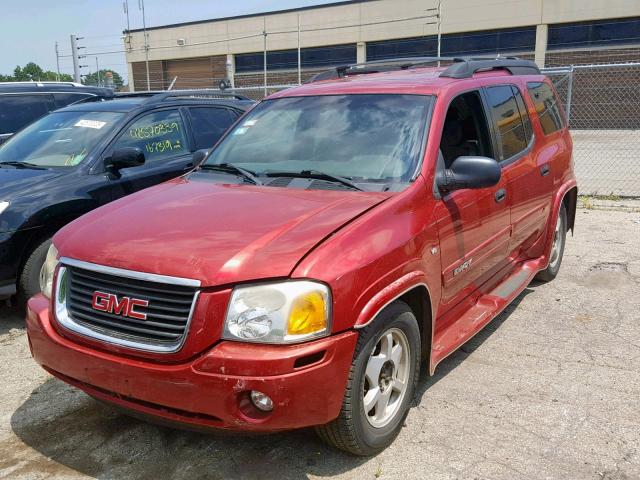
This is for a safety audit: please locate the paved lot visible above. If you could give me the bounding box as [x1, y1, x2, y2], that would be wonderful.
[571, 129, 640, 197]
[0, 208, 639, 480]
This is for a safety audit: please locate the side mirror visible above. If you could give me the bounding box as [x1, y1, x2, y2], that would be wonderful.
[437, 156, 501, 192]
[191, 149, 209, 165]
[105, 147, 145, 171]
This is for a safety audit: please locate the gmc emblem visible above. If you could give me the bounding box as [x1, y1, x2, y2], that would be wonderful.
[91, 291, 149, 320]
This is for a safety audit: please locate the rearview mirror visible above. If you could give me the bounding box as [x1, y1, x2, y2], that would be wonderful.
[105, 147, 145, 171]
[436, 156, 501, 192]
[191, 149, 209, 165]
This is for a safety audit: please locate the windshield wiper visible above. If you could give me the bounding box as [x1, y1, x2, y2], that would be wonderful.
[0, 161, 46, 170]
[265, 169, 364, 191]
[199, 163, 263, 185]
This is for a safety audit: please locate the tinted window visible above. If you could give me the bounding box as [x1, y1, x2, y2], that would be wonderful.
[52, 92, 95, 109]
[0, 94, 54, 134]
[548, 17, 640, 49]
[485, 86, 528, 161]
[512, 85, 533, 143]
[112, 110, 188, 163]
[235, 44, 357, 72]
[527, 82, 565, 135]
[366, 26, 536, 61]
[0, 111, 124, 167]
[189, 107, 236, 150]
[206, 94, 431, 183]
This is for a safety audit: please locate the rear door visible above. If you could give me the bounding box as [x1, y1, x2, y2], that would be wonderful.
[484, 84, 551, 257]
[105, 108, 194, 199]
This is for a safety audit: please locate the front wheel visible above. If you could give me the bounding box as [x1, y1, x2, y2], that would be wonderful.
[18, 238, 52, 302]
[315, 301, 421, 456]
[536, 203, 567, 282]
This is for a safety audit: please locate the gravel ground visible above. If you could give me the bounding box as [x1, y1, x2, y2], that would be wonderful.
[0, 208, 639, 480]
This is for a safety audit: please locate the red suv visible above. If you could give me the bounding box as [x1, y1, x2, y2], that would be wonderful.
[27, 58, 577, 455]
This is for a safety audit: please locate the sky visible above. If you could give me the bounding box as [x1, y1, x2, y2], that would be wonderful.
[0, 0, 340, 82]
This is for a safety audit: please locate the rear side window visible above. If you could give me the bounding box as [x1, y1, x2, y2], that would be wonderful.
[52, 92, 95, 109]
[527, 82, 565, 135]
[485, 85, 529, 161]
[111, 109, 188, 163]
[189, 107, 237, 150]
[0, 94, 54, 135]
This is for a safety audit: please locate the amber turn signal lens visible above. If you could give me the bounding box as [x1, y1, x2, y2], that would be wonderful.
[287, 291, 327, 335]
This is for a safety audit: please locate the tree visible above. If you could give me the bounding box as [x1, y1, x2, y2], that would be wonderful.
[2, 62, 72, 82]
[82, 69, 124, 88]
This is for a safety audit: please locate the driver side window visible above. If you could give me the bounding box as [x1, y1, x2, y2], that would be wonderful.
[439, 91, 494, 169]
[112, 110, 188, 163]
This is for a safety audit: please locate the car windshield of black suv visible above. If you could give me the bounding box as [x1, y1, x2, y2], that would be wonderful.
[204, 94, 432, 189]
[0, 111, 124, 168]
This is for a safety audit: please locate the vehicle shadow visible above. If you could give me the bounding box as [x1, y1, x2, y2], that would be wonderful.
[7, 287, 535, 479]
[0, 302, 25, 335]
[413, 286, 536, 401]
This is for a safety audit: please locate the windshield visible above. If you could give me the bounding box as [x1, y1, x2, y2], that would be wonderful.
[205, 94, 431, 184]
[0, 111, 124, 168]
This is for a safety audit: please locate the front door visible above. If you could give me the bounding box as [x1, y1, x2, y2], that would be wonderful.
[435, 90, 511, 313]
[105, 108, 194, 199]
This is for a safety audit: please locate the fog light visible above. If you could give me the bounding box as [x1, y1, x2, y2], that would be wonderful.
[250, 390, 273, 412]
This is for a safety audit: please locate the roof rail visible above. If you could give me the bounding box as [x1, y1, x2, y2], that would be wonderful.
[114, 89, 252, 102]
[307, 56, 540, 83]
[439, 57, 540, 78]
[307, 57, 454, 83]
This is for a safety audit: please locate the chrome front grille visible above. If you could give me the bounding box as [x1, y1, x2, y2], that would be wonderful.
[55, 258, 200, 353]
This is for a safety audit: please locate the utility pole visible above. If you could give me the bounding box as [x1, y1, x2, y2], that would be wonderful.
[96, 57, 101, 87]
[297, 14, 301, 85]
[70, 34, 82, 83]
[139, 0, 150, 90]
[436, 0, 442, 64]
[55, 42, 61, 82]
[263, 17, 267, 97]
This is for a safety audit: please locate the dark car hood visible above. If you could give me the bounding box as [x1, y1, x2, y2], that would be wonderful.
[55, 176, 390, 286]
[0, 166, 66, 199]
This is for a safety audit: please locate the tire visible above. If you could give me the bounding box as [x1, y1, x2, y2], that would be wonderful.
[536, 203, 567, 282]
[316, 301, 421, 456]
[18, 238, 52, 302]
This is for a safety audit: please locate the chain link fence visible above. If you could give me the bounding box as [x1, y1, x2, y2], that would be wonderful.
[542, 63, 640, 198]
[185, 63, 640, 198]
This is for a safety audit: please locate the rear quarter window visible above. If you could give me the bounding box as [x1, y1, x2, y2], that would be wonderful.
[526, 82, 565, 135]
[0, 94, 54, 135]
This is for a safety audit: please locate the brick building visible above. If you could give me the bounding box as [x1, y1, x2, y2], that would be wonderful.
[124, 0, 640, 96]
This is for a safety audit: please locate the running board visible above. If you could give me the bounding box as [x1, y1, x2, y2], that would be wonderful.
[430, 260, 540, 373]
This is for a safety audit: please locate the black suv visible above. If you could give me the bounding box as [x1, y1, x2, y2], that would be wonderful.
[0, 82, 113, 145]
[0, 90, 253, 300]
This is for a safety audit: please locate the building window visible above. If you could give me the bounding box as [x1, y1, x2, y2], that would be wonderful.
[235, 44, 357, 73]
[367, 26, 536, 61]
[548, 17, 640, 50]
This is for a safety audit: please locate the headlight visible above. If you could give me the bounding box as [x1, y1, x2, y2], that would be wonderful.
[39, 244, 59, 298]
[0, 201, 8, 215]
[223, 281, 331, 344]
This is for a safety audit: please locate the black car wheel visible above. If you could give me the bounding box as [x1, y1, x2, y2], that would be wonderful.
[19, 238, 51, 302]
[316, 301, 421, 456]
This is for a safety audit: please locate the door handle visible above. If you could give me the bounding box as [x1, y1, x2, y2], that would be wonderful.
[540, 164, 551, 177]
[495, 188, 506, 203]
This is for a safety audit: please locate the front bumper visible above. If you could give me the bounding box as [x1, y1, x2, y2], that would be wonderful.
[26, 294, 358, 432]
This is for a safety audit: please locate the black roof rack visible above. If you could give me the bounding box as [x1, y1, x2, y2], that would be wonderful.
[307, 56, 540, 83]
[114, 89, 251, 102]
[439, 57, 540, 78]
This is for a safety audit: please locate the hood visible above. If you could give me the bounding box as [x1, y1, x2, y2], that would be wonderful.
[0, 166, 66, 199]
[55, 176, 389, 286]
